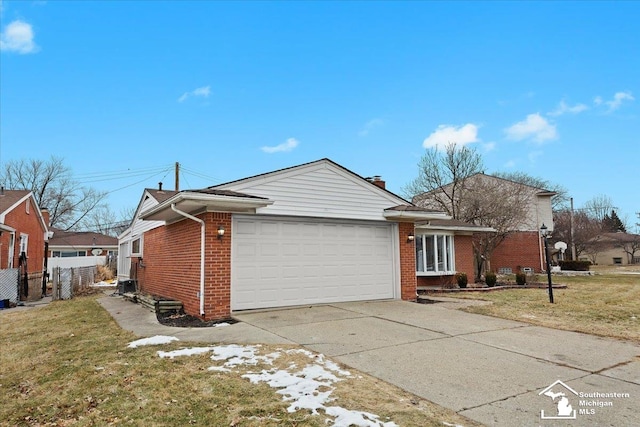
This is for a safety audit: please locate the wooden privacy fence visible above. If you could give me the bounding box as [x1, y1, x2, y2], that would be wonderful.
[51, 266, 97, 301]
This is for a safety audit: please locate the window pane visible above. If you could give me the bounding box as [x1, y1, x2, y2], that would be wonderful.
[132, 238, 140, 254]
[437, 235, 444, 271]
[416, 235, 424, 272]
[426, 235, 435, 271]
[447, 235, 454, 271]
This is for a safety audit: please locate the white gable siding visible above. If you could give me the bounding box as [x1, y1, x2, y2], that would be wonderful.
[130, 195, 167, 238]
[218, 162, 405, 221]
[117, 192, 168, 280]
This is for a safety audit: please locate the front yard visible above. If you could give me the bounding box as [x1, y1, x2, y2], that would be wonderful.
[0, 295, 479, 427]
[443, 267, 640, 343]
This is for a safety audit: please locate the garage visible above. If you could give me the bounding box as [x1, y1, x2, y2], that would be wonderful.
[231, 215, 398, 311]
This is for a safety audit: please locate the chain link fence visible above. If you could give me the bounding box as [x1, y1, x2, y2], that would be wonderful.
[0, 269, 19, 304]
[51, 266, 97, 301]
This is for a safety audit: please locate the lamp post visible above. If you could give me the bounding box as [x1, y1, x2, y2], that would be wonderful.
[540, 223, 554, 303]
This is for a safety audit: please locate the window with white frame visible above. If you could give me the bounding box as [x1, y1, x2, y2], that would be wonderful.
[52, 250, 87, 257]
[19, 234, 29, 255]
[415, 233, 455, 274]
[131, 237, 142, 256]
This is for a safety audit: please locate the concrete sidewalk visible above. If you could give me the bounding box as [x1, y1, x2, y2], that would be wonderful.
[97, 293, 293, 345]
[99, 294, 640, 426]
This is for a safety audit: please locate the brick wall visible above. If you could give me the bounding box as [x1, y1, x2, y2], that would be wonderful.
[398, 222, 417, 301]
[139, 212, 233, 320]
[489, 231, 543, 273]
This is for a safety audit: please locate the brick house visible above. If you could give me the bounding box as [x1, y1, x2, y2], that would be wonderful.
[413, 173, 556, 275]
[0, 189, 50, 301]
[118, 159, 487, 320]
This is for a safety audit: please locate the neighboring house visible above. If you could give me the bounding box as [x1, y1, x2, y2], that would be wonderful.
[47, 227, 118, 274]
[413, 173, 556, 274]
[0, 189, 50, 301]
[119, 159, 490, 320]
[580, 232, 640, 265]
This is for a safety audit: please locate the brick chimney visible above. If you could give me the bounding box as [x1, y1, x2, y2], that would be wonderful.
[371, 176, 386, 189]
[41, 208, 50, 227]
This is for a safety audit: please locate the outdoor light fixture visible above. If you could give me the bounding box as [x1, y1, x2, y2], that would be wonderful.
[217, 225, 225, 239]
[540, 223, 554, 303]
[407, 232, 415, 243]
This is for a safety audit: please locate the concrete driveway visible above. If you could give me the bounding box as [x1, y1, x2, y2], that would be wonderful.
[234, 300, 640, 427]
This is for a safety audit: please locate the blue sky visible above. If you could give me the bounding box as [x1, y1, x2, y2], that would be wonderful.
[1, 1, 638, 226]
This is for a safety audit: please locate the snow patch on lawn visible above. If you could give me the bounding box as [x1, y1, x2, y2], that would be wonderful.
[127, 335, 179, 348]
[158, 346, 215, 358]
[128, 339, 397, 426]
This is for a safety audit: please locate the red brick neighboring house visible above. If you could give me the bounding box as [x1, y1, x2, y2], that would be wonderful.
[0, 189, 50, 301]
[119, 159, 490, 320]
[413, 173, 556, 275]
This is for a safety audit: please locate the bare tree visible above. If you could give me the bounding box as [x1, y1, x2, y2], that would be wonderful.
[404, 142, 484, 219]
[75, 204, 135, 237]
[492, 171, 569, 211]
[460, 175, 538, 276]
[553, 209, 602, 259]
[582, 234, 608, 264]
[0, 156, 108, 230]
[582, 194, 616, 223]
[611, 233, 640, 264]
[406, 144, 539, 279]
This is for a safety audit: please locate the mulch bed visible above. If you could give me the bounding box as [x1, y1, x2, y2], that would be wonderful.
[156, 310, 238, 328]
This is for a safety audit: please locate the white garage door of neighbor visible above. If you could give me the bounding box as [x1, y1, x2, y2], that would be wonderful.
[231, 216, 397, 311]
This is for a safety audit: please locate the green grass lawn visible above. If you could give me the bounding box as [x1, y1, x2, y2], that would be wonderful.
[0, 295, 480, 427]
[447, 271, 640, 342]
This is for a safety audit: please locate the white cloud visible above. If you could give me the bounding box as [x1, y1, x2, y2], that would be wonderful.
[482, 141, 496, 152]
[593, 96, 603, 106]
[604, 91, 634, 112]
[528, 150, 543, 163]
[422, 123, 479, 149]
[178, 85, 211, 103]
[504, 113, 557, 143]
[261, 137, 299, 154]
[358, 118, 384, 137]
[0, 20, 38, 54]
[548, 100, 588, 117]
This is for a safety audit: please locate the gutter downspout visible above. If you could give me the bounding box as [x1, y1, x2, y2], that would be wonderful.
[171, 204, 206, 316]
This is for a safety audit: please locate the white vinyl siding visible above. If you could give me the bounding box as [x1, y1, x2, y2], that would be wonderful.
[217, 161, 406, 221]
[231, 215, 398, 311]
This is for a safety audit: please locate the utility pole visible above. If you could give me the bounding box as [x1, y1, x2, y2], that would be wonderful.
[570, 197, 576, 261]
[175, 162, 180, 191]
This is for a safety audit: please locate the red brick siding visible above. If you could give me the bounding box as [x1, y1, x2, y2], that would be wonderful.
[1, 197, 46, 275]
[489, 231, 543, 273]
[398, 222, 417, 301]
[203, 213, 232, 319]
[454, 235, 475, 278]
[140, 212, 232, 320]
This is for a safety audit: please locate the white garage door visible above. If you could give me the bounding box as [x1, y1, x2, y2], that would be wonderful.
[231, 216, 397, 311]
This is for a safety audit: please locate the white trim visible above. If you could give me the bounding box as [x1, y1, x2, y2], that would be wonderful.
[130, 235, 143, 257]
[140, 192, 273, 221]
